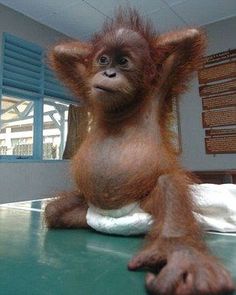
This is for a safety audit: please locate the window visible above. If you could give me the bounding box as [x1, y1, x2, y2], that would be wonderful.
[0, 33, 78, 161]
[43, 98, 69, 160]
[0, 95, 34, 158]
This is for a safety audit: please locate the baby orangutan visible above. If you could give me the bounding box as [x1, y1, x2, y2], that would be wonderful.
[45, 9, 234, 295]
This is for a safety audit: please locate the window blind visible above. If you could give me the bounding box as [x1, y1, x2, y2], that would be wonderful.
[44, 63, 73, 100]
[1, 33, 73, 101]
[2, 33, 42, 97]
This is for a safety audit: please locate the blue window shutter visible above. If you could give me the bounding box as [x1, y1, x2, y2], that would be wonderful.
[2, 33, 75, 101]
[2, 33, 43, 97]
[43, 63, 74, 100]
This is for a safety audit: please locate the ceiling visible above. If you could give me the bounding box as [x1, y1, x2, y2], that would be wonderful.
[0, 0, 236, 39]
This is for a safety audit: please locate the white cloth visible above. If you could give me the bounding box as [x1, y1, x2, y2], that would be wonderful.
[86, 184, 236, 236]
[192, 184, 236, 233]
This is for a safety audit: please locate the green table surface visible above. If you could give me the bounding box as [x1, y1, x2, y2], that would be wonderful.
[0, 200, 235, 295]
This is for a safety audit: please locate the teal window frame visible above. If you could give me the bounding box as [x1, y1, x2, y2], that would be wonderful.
[0, 33, 76, 162]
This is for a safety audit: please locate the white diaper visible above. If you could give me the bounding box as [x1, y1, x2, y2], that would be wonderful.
[86, 202, 153, 235]
[86, 184, 236, 236]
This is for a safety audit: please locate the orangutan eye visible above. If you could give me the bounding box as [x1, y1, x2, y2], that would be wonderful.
[98, 55, 110, 65]
[118, 57, 129, 67]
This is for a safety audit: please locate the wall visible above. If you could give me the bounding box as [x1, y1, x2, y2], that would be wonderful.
[0, 4, 75, 203]
[179, 16, 236, 171]
[0, 4, 70, 54]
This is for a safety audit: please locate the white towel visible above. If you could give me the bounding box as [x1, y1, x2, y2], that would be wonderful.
[86, 184, 236, 236]
[192, 184, 236, 233]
